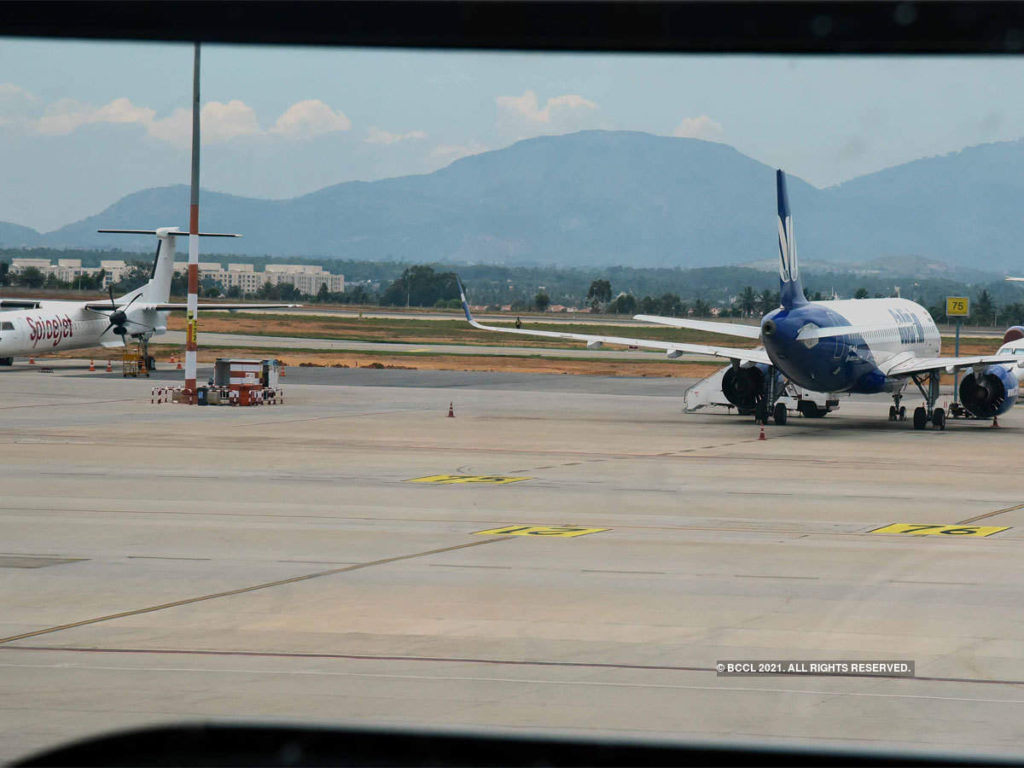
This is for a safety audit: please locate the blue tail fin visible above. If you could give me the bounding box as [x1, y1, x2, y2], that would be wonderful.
[776, 170, 807, 309]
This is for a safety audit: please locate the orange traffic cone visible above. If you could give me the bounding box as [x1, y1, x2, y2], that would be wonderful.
[280, 363, 286, 378]
[447, 401, 455, 418]
[89, 359, 95, 372]
[176, 358, 183, 370]
[169, 354, 176, 363]
[28, 356, 34, 365]
[758, 424, 766, 440]
[105, 359, 113, 373]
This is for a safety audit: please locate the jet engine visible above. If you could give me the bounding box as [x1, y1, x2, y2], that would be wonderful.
[959, 365, 1019, 418]
[721, 364, 782, 413]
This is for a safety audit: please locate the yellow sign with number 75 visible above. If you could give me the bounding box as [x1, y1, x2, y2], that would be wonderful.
[946, 297, 970, 317]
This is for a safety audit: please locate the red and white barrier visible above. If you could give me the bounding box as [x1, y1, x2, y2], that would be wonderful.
[151, 383, 284, 407]
[150, 386, 173, 404]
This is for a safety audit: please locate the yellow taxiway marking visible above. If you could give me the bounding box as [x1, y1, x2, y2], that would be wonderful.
[409, 475, 531, 485]
[474, 525, 609, 538]
[870, 523, 1009, 538]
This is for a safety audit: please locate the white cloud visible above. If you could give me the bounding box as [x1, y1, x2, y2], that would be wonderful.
[0, 82, 36, 106]
[270, 99, 351, 138]
[145, 101, 261, 147]
[11, 91, 349, 147]
[672, 115, 724, 141]
[496, 90, 597, 124]
[0, 84, 37, 127]
[145, 108, 190, 146]
[430, 142, 488, 161]
[36, 97, 157, 135]
[365, 126, 427, 145]
[202, 100, 262, 142]
[31, 96, 260, 147]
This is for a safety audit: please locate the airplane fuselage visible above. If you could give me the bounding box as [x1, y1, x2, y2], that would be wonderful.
[0, 301, 165, 359]
[761, 297, 940, 394]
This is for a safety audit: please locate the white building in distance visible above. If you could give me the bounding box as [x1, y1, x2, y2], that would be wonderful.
[8, 257, 344, 296]
[9, 257, 132, 287]
[173, 261, 345, 295]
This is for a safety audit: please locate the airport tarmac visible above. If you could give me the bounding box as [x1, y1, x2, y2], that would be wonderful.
[2, 363, 1024, 762]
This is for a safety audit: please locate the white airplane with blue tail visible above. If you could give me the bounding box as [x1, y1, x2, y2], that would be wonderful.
[457, 170, 1022, 430]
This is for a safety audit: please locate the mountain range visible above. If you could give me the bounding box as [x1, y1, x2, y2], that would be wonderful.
[3, 130, 1024, 271]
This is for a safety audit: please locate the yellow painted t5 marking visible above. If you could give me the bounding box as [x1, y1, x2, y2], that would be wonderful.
[870, 523, 1009, 538]
[409, 475, 531, 485]
[474, 525, 608, 538]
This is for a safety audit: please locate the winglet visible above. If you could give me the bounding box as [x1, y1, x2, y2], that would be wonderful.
[455, 275, 474, 323]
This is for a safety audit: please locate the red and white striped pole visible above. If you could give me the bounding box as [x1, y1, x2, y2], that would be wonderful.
[184, 42, 201, 401]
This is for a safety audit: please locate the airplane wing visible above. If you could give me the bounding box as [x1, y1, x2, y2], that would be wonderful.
[881, 353, 1021, 377]
[84, 302, 300, 312]
[632, 315, 762, 339]
[457, 280, 770, 366]
[137, 303, 301, 311]
[0, 299, 43, 309]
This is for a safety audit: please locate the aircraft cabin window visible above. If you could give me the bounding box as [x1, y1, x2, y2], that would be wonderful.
[1, 322, 14, 330]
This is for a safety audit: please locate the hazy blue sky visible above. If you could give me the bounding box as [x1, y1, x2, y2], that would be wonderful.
[2, 38, 1023, 230]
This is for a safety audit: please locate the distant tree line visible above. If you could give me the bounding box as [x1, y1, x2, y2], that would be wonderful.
[5, 248, 1024, 326]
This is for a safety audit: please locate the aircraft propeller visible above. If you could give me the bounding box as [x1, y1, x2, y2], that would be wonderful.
[93, 287, 153, 344]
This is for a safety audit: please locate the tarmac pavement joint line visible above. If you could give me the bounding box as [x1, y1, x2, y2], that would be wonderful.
[0, 537, 511, 646]
[13, 645, 1024, 688]
[957, 501, 1024, 525]
[3, 656, 1024, 705]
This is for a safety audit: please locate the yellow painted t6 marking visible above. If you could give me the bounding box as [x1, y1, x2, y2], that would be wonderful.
[870, 523, 1009, 538]
[409, 475, 531, 485]
[474, 525, 608, 538]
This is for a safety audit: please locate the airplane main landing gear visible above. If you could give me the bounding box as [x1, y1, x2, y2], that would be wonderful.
[913, 406, 927, 430]
[753, 365, 790, 426]
[773, 402, 788, 425]
[909, 373, 944, 430]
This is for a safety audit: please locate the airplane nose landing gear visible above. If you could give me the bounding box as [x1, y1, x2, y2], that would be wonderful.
[888, 393, 907, 421]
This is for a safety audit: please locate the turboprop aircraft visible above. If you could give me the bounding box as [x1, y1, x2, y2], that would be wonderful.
[457, 170, 1022, 430]
[0, 228, 297, 367]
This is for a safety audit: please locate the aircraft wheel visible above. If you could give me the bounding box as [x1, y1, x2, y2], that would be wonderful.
[0, 357, 12, 366]
[773, 402, 788, 425]
[899, 406, 906, 421]
[888, 405, 896, 422]
[754, 400, 768, 424]
[913, 407, 927, 430]
[933, 407, 946, 430]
